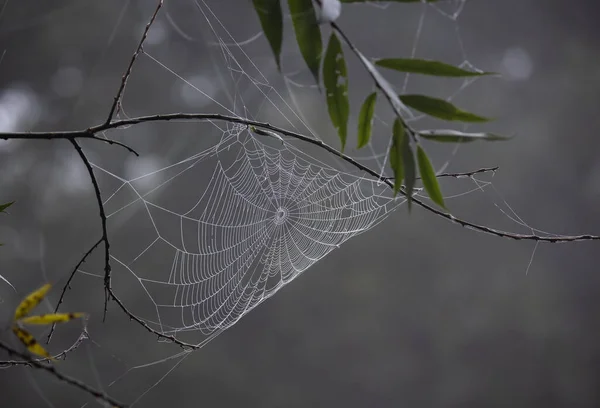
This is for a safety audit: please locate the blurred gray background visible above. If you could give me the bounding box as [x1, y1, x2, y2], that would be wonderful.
[1, 0, 600, 407]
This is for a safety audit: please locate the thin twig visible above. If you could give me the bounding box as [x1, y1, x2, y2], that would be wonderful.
[436, 166, 499, 179]
[105, 0, 164, 125]
[90, 134, 139, 156]
[70, 140, 112, 321]
[107, 289, 200, 350]
[383, 166, 499, 181]
[0, 131, 139, 156]
[0, 340, 126, 407]
[47, 237, 103, 344]
[412, 196, 600, 242]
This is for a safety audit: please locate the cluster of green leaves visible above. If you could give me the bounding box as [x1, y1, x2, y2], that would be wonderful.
[252, 0, 509, 210]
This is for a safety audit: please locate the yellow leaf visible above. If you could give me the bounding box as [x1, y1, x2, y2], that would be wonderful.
[11, 325, 54, 360]
[20, 313, 85, 325]
[14, 283, 51, 320]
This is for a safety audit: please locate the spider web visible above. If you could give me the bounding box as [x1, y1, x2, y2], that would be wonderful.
[98, 127, 398, 339]
[84, 0, 497, 349]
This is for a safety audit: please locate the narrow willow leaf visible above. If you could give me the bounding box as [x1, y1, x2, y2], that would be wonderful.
[399, 94, 490, 123]
[0, 201, 14, 213]
[375, 58, 495, 77]
[402, 136, 416, 211]
[318, 0, 342, 23]
[20, 313, 85, 325]
[323, 33, 349, 151]
[14, 283, 51, 320]
[12, 326, 53, 359]
[417, 145, 446, 209]
[253, 0, 283, 70]
[357, 92, 377, 148]
[419, 129, 511, 143]
[288, 0, 322, 83]
[389, 118, 405, 196]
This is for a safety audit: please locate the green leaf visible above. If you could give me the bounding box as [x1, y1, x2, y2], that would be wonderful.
[402, 135, 416, 211]
[418, 129, 512, 143]
[389, 118, 405, 197]
[357, 92, 377, 149]
[417, 144, 445, 209]
[0, 201, 14, 213]
[253, 0, 284, 70]
[389, 119, 416, 209]
[399, 94, 490, 123]
[288, 0, 322, 83]
[323, 33, 350, 151]
[375, 58, 495, 77]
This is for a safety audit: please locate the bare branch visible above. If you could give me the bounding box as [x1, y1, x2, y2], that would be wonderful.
[105, 0, 164, 125]
[0, 130, 88, 139]
[2, 114, 599, 244]
[0, 339, 126, 407]
[47, 237, 104, 344]
[0, 131, 139, 156]
[70, 140, 112, 320]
